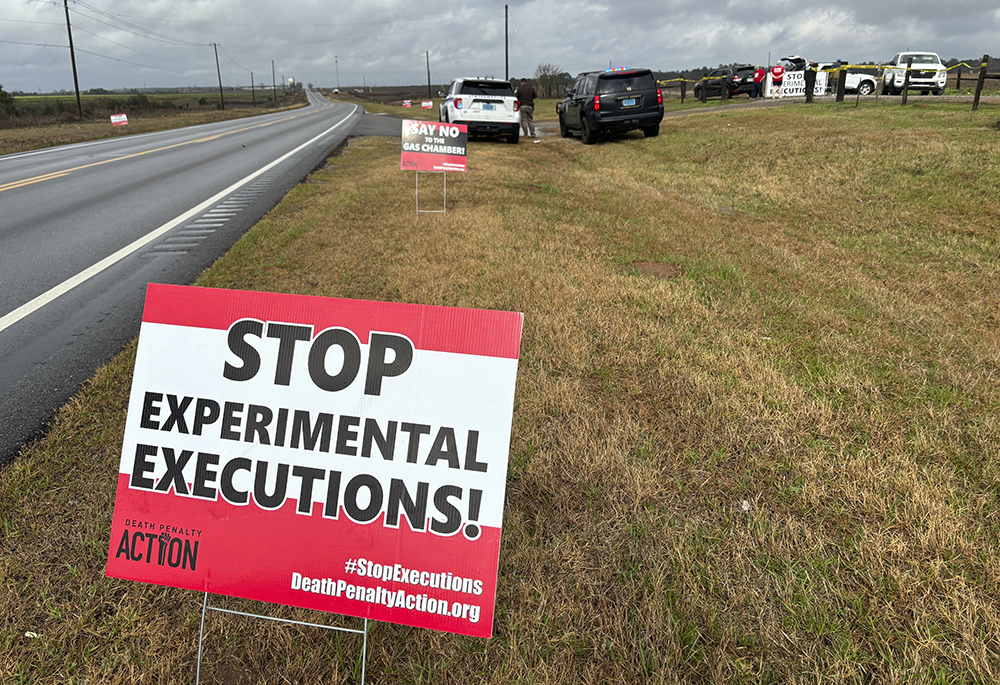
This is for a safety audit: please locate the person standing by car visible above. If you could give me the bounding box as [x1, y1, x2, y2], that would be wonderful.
[770, 62, 785, 97]
[515, 78, 537, 139]
[751, 66, 766, 99]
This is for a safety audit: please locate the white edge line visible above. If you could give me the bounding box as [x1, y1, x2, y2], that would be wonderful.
[0, 105, 358, 335]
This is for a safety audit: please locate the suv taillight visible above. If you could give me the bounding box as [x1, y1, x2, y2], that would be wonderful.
[593, 95, 600, 111]
[455, 98, 463, 110]
[514, 101, 520, 112]
[657, 88, 662, 104]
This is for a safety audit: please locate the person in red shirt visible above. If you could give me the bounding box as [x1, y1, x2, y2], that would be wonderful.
[770, 63, 786, 97]
[751, 66, 766, 99]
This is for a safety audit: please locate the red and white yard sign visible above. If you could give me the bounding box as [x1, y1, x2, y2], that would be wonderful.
[110, 113, 128, 127]
[400, 119, 468, 173]
[107, 284, 523, 638]
[421, 100, 433, 109]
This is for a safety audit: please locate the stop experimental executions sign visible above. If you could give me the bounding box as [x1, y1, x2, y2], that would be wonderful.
[106, 284, 523, 638]
[400, 119, 468, 172]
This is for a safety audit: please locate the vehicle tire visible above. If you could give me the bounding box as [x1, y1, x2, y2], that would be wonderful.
[934, 88, 944, 96]
[441, 109, 448, 123]
[643, 125, 659, 138]
[559, 114, 571, 138]
[580, 117, 596, 145]
[507, 130, 520, 144]
[881, 83, 890, 96]
[858, 81, 874, 96]
[693, 86, 702, 100]
[920, 90, 929, 96]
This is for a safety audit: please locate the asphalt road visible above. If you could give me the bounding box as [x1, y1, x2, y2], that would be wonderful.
[0, 91, 368, 467]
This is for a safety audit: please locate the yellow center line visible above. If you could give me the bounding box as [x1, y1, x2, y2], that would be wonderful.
[0, 107, 322, 195]
[0, 172, 71, 192]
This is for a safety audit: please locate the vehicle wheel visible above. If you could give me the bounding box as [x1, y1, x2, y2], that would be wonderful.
[580, 117, 596, 145]
[693, 86, 701, 100]
[559, 115, 571, 138]
[507, 130, 520, 144]
[934, 88, 945, 96]
[858, 81, 874, 96]
[920, 90, 929, 96]
[441, 109, 448, 123]
[881, 83, 890, 96]
[643, 125, 659, 138]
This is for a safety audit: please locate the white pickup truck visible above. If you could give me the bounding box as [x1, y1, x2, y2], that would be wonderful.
[880, 52, 947, 95]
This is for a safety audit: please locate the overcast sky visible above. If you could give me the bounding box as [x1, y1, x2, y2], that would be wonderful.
[2, 0, 998, 93]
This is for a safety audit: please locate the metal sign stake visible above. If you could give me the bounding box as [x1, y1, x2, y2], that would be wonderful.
[416, 170, 447, 215]
[195, 591, 369, 684]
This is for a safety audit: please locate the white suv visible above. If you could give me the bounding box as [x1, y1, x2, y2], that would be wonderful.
[439, 77, 520, 144]
[882, 52, 947, 95]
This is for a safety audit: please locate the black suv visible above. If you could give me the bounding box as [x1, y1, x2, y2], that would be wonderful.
[557, 68, 664, 144]
[692, 65, 756, 100]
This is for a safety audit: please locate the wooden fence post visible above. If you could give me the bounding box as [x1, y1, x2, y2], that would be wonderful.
[900, 57, 913, 105]
[835, 60, 847, 102]
[956, 67, 962, 91]
[973, 54, 989, 112]
[680, 80, 686, 104]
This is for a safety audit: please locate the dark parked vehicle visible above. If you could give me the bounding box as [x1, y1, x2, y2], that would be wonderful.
[692, 65, 756, 100]
[557, 67, 664, 144]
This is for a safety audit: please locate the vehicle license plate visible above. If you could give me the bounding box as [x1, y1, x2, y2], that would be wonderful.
[482, 103, 495, 111]
[623, 98, 636, 107]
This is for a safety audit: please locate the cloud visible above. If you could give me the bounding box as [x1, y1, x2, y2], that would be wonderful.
[1, 0, 997, 92]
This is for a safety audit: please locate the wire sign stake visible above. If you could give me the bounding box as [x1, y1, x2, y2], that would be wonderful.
[195, 592, 369, 684]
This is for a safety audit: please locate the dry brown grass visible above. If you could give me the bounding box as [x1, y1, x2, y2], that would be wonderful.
[2, 102, 999, 683]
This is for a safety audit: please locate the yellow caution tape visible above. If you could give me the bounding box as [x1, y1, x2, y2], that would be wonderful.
[657, 61, 979, 88]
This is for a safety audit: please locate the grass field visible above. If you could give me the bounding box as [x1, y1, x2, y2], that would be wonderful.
[2, 101, 1000, 683]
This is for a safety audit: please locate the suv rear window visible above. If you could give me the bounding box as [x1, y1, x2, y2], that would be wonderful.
[459, 81, 513, 96]
[597, 72, 656, 94]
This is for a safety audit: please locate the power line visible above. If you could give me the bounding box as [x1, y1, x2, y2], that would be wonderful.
[217, 44, 252, 74]
[71, 23, 196, 66]
[73, 46, 190, 74]
[0, 17, 63, 25]
[0, 38, 66, 48]
[72, 0, 205, 47]
[506, 8, 534, 72]
[68, 6, 500, 29]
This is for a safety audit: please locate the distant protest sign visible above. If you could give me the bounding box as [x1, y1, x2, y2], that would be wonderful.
[110, 113, 128, 127]
[421, 100, 433, 109]
[106, 284, 523, 638]
[400, 119, 468, 172]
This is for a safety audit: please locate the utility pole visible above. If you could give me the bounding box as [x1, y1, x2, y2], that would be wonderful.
[62, 0, 82, 119]
[426, 51, 432, 99]
[250, 71, 256, 107]
[212, 43, 225, 109]
[505, 5, 509, 81]
[335, 55, 340, 90]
